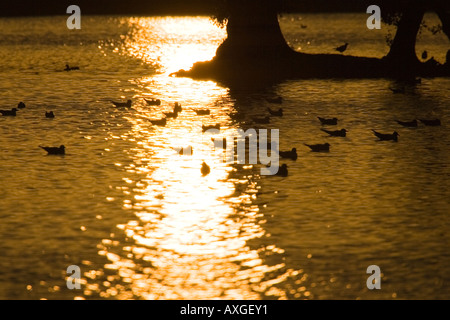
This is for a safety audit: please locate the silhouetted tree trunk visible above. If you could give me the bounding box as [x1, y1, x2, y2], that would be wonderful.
[385, 3, 426, 75]
[214, 0, 294, 62]
[434, 5, 450, 41]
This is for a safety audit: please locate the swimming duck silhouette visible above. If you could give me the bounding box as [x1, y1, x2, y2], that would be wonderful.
[304, 143, 330, 152]
[163, 110, 179, 118]
[39, 145, 65, 155]
[253, 116, 270, 124]
[174, 102, 182, 113]
[372, 130, 399, 142]
[17, 102, 26, 109]
[201, 161, 210, 176]
[212, 137, 227, 148]
[422, 50, 428, 60]
[335, 42, 348, 53]
[396, 119, 418, 127]
[266, 97, 283, 104]
[318, 117, 338, 125]
[390, 87, 406, 94]
[45, 111, 55, 118]
[267, 107, 283, 117]
[174, 146, 193, 155]
[279, 148, 297, 160]
[0, 108, 18, 116]
[202, 123, 220, 131]
[111, 100, 132, 108]
[229, 113, 246, 121]
[194, 109, 211, 115]
[321, 128, 347, 137]
[64, 64, 79, 71]
[419, 119, 441, 126]
[149, 117, 167, 126]
[275, 164, 288, 177]
[144, 98, 161, 106]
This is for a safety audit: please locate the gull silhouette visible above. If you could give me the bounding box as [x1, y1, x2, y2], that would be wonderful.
[335, 43, 348, 53]
[279, 148, 297, 160]
[144, 98, 161, 106]
[396, 119, 417, 127]
[321, 128, 347, 137]
[194, 109, 211, 115]
[372, 130, 399, 142]
[0, 108, 18, 116]
[202, 123, 220, 131]
[267, 107, 283, 117]
[149, 118, 167, 126]
[318, 117, 338, 125]
[304, 143, 330, 152]
[201, 161, 210, 176]
[275, 164, 288, 177]
[419, 119, 441, 126]
[39, 145, 65, 155]
[45, 111, 55, 118]
[111, 100, 132, 108]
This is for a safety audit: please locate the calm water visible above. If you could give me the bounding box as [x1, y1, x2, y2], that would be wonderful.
[0, 13, 449, 300]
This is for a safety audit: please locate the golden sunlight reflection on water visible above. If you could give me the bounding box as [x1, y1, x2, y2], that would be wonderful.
[87, 17, 302, 300]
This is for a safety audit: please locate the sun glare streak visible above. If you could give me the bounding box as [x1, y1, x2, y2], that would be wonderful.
[84, 17, 303, 300]
[123, 17, 227, 75]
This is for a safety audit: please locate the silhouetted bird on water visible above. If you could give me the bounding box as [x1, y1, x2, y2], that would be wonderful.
[335, 43, 348, 53]
[64, 64, 79, 71]
[174, 102, 182, 113]
[422, 50, 428, 60]
[174, 146, 192, 155]
[144, 98, 161, 106]
[201, 161, 210, 176]
[318, 117, 338, 125]
[163, 103, 183, 118]
[267, 107, 283, 117]
[229, 113, 245, 121]
[321, 128, 347, 137]
[419, 119, 441, 126]
[304, 143, 330, 152]
[163, 110, 179, 119]
[212, 137, 227, 148]
[275, 164, 288, 177]
[279, 148, 297, 160]
[266, 97, 282, 104]
[45, 111, 55, 118]
[39, 145, 65, 155]
[396, 119, 417, 127]
[17, 102, 26, 109]
[0, 108, 17, 116]
[253, 116, 270, 124]
[202, 123, 220, 131]
[194, 109, 210, 115]
[111, 100, 132, 108]
[372, 130, 399, 142]
[149, 117, 167, 126]
[390, 87, 406, 94]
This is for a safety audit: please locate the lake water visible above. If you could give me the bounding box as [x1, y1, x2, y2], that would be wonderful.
[0, 13, 449, 300]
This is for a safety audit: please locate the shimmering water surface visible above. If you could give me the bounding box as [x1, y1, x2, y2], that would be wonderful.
[0, 14, 449, 300]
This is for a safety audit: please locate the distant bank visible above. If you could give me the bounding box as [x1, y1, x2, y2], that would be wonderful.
[0, 0, 372, 17]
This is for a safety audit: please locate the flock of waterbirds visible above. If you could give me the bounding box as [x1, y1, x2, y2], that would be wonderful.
[105, 89, 441, 177]
[1, 77, 442, 177]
